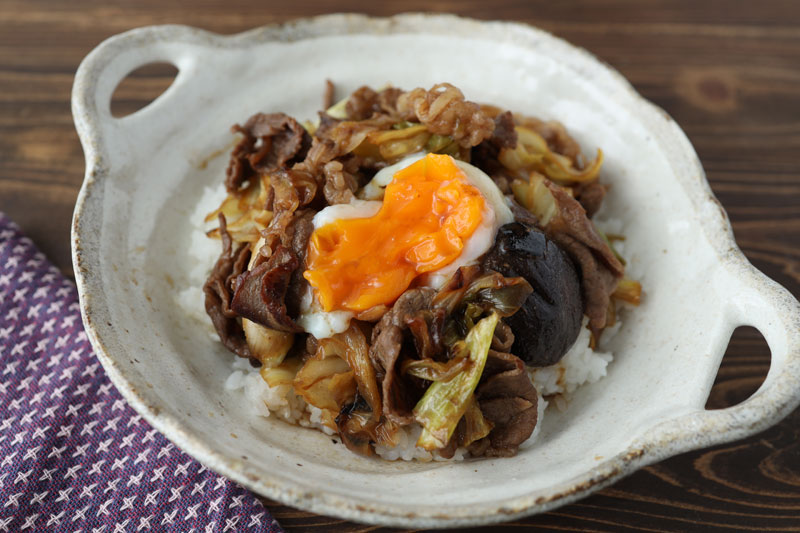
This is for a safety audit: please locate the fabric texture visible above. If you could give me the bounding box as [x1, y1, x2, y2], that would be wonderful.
[0, 213, 284, 533]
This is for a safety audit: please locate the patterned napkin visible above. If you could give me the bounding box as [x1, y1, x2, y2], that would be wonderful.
[0, 213, 284, 533]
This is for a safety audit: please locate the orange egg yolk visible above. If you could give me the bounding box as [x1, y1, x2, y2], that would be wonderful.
[303, 153, 486, 312]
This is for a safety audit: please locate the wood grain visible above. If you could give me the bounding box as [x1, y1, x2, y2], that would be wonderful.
[2, 1, 798, 531]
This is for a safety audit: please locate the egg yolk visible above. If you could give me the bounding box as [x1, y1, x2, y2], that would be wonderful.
[304, 153, 486, 312]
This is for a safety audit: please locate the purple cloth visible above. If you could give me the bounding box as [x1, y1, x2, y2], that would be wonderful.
[0, 214, 284, 533]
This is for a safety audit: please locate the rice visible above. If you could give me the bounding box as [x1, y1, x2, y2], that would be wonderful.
[374, 424, 467, 462]
[176, 184, 227, 340]
[180, 184, 626, 461]
[530, 318, 619, 398]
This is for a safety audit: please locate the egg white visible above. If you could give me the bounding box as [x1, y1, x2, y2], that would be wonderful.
[297, 153, 513, 339]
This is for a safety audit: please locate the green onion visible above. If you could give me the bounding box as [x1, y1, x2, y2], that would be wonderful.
[597, 226, 627, 266]
[425, 134, 453, 153]
[391, 120, 420, 130]
[414, 312, 499, 450]
[325, 95, 350, 119]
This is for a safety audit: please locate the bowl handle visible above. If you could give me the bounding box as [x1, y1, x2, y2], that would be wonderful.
[72, 25, 209, 148]
[640, 257, 800, 458]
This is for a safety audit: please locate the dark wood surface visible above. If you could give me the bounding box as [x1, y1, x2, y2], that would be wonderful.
[2, 1, 798, 531]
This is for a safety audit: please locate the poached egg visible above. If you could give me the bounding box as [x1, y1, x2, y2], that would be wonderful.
[297, 153, 513, 339]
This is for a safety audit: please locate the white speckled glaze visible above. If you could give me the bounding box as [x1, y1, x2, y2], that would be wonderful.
[71, 14, 800, 528]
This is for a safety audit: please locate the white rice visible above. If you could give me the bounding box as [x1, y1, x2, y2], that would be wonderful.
[180, 184, 628, 461]
[530, 318, 619, 398]
[176, 184, 227, 341]
[373, 424, 468, 462]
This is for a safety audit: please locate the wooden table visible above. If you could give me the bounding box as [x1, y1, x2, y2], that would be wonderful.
[3, 1, 798, 531]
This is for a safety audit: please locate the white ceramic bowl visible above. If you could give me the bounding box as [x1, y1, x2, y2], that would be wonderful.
[71, 14, 800, 528]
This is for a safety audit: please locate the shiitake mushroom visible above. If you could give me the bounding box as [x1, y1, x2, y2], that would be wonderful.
[482, 222, 582, 367]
